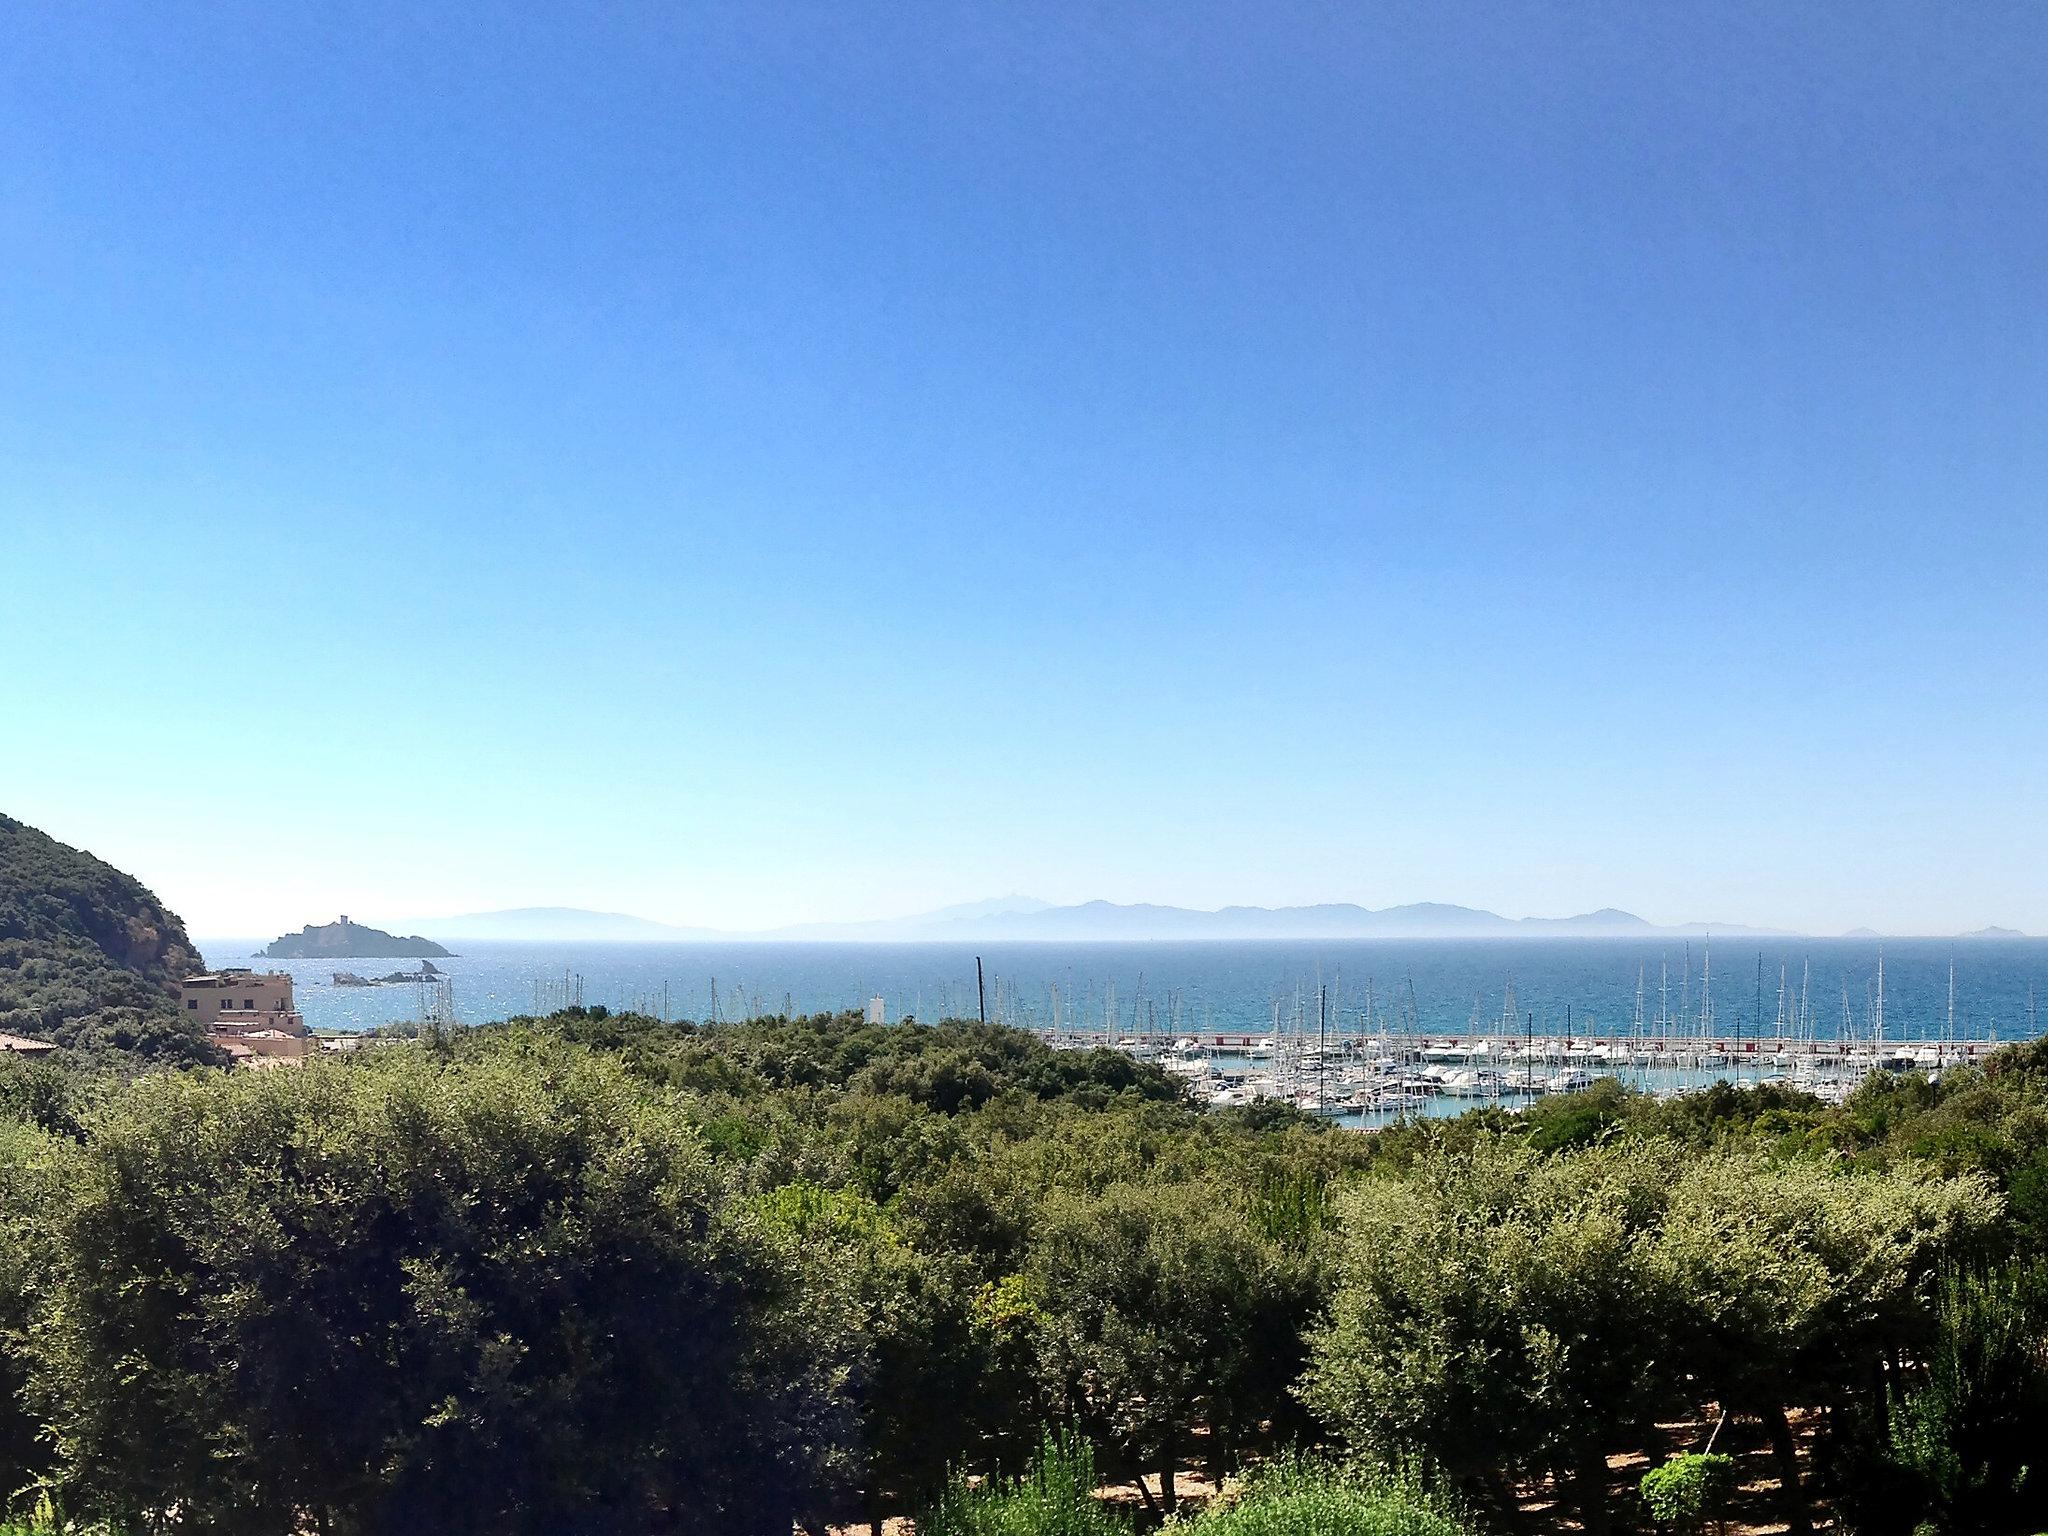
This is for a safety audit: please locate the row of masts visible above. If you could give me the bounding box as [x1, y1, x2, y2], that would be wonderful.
[496, 947, 2040, 1046]
[977, 944, 2037, 1050]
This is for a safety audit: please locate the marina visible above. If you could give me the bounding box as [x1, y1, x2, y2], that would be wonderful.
[1048, 1024, 2005, 1124]
[1036, 953, 2030, 1124]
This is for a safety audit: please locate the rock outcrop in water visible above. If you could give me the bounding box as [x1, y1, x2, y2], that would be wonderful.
[332, 962, 446, 985]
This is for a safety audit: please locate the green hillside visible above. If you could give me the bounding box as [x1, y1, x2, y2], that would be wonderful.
[0, 814, 211, 1060]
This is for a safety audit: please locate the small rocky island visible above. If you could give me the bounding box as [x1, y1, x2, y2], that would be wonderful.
[260, 916, 453, 960]
[333, 962, 447, 986]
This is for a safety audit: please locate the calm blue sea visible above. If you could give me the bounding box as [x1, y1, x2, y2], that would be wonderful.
[195, 937, 2047, 1045]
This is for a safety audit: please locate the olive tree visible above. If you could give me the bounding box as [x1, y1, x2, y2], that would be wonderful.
[1648, 1152, 2000, 1536]
[1304, 1138, 1999, 1536]
[26, 1049, 852, 1536]
[1028, 1180, 1319, 1518]
[747, 1178, 998, 1534]
[1301, 1139, 1685, 1536]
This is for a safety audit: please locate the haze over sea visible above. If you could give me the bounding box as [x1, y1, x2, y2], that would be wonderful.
[198, 937, 2047, 1044]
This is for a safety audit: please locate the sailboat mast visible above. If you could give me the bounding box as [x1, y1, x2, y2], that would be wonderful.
[1703, 939, 1713, 1041]
[1681, 942, 1692, 1039]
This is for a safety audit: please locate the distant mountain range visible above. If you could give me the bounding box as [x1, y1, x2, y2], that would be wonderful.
[751, 900, 1796, 942]
[385, 897, 2028, 944]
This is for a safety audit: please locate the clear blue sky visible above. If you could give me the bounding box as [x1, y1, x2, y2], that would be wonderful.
[4, 1, 2044, 937]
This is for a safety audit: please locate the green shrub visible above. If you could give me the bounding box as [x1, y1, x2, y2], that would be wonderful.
[1181, 1456, 1470, 1536]
[0, 1489, 125, 1533]
[920, 1430, 1132, 1536]
[1878, 1264, 2048, 1535]
[1639, 1453, 1737, 1536]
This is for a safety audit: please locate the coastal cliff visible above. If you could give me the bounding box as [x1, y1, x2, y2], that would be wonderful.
[0, 812, 212, 1059]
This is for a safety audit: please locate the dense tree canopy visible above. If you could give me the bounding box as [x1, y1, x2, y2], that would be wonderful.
[1302, 1141, 2000, 1536]
[18, 1048, 856, 1536]
[0, 1004, 2040, 1535]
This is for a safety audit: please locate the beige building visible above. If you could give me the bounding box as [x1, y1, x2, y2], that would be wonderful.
[180, 969, 299, 1027]
[181, 970, 312, 1064]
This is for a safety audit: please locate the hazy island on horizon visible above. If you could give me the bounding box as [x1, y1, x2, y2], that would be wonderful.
[373, 898, 2031, 946]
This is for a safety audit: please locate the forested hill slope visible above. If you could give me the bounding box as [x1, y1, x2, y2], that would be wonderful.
[0, 814, 211, 1060]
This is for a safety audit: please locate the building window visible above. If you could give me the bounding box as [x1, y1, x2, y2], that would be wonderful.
[243, 999, 255, 1009]
[186, 999, 198, 1010]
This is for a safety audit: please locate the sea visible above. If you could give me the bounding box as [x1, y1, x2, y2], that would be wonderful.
[192, 936, 2046, 1128]
[197, 936, 2046, 1044]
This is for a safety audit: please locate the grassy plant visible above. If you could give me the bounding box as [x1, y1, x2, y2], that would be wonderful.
[919, 1429, 1133, 1536]
[920, 1435, 1473, 1536]
[1177, 1456, 1471, 1536]
[0, 1491, 122, 1535]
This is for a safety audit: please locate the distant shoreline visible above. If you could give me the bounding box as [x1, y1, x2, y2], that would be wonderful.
[203, 931, 2041, 949]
